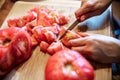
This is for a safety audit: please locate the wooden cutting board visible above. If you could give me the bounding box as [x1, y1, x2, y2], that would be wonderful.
[1, 1, 112, 80]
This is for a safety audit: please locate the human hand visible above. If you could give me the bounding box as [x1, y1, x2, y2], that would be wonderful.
[69, 33, 120, 63]
[75, 0, 112, 21]
[77, 9, 110, 31]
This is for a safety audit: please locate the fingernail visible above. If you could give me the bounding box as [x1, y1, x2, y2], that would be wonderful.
[81, 15, 86, 21]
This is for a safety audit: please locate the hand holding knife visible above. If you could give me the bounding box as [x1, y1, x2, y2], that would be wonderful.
[57, 20, 80, 40]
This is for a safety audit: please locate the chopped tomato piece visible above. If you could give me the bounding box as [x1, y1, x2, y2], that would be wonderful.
[58, 26, 67, 37]
[37, 10, 52, 26]
[40, 41, 50, 52]
[44, 31, 57, 44]
[26, 19, 37, 33]
[7, 8, 37, 28]
[30, 35, 38, 48]
[7, 18, 19, 27]
[57, 15, 69, 25]
[41, 25, 60, 35]
[61, 30, 81, 48]
[47, 42, 64, 55]
[32, 26, 46, 42]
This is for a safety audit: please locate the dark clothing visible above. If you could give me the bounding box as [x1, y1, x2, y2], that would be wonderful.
[111, 1, 120, 80]
[111, 0, 120, 38]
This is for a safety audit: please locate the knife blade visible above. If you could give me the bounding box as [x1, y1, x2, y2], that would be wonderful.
[57, 20, 79, 40]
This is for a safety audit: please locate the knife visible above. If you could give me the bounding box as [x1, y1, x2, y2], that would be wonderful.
[57, 20, 79, 40]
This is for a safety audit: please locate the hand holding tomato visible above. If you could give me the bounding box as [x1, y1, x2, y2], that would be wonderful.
[69, 33, 120, 63]
[61, 30, 81, 48]
[45, 50, 94, 80]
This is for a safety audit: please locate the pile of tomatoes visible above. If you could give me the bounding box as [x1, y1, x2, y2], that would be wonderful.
[7, 7, 70, 55]
[0, 7, 94, 80]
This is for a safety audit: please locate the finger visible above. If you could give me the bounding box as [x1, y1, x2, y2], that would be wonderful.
[80, 9, 102, 21]
[69, 38, 86, 46]
[75, 1, 95, 20]
[75, 7, 90, 20]
[76, 32, 90, 37]
[71, 46, 85, 53]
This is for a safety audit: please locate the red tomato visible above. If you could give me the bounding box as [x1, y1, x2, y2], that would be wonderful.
[57, 15, 69, 25]
[53, 23, 61, 34]
[32, 26, 47, 42]
[44, 31, 57, 44]
[0, 45, 15, 76]
[37, 19, 51, 27]
[30, 35, 38, 48]
[26, 19, 37, 34]
[26, 9, 37, 21]
[0, 27, 20, 44]
[41, 24, 60, 35]
[0, 29, 32, 76]
[58, 26, 67, 37]
[11, 29, 32, 63]
[46, 15, 58, 25]
[45, 50, 94, 80]
[47, 42, 64, 55]
[37, 10, 51, 26]
[7, 8, 37, 28]
[61, 30, 81, 48]
[40, 41, 50, 52]
[32, 26, 58, 43]
[46, 11, 59, 25]
[7, 18, 19, 27]
[16, 18, 26, 28]
[16, 12, 36, 28]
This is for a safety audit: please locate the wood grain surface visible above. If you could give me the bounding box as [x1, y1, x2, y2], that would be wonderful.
[1, 1, 112, 80]
[0, 0, 14, 27]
